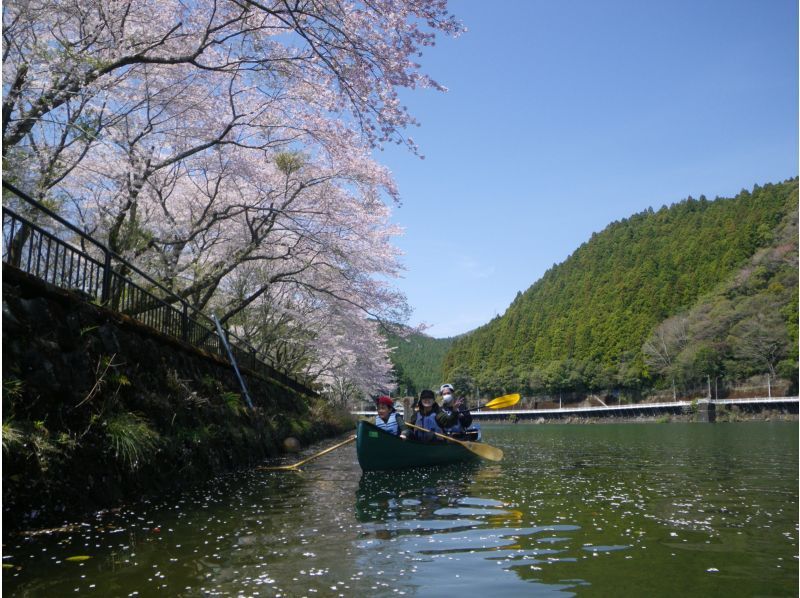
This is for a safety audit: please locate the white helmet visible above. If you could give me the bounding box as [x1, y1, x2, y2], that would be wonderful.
[440, 383, 454, 394]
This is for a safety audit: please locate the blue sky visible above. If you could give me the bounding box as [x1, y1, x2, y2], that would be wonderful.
[379, 0, 798, 338]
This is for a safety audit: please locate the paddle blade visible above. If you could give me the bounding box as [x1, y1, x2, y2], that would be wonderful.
[483, 393, 521, 410]
[463, 440, 504, 461]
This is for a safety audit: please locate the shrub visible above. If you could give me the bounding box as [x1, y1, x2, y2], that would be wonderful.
[105, 412, 160, 470]
[221, 391, 244, 415]
[30, 420, 60, 471]
[2, 420, 24, 454]
[3, 377, 24, 399]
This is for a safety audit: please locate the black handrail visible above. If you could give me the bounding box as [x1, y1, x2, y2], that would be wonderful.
[2, 180, 316, 396]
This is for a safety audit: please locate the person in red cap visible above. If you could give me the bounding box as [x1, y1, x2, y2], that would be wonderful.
[374, 395, 408, 438]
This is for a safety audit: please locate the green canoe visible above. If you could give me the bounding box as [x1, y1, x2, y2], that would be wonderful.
[356, 420, 479, 471]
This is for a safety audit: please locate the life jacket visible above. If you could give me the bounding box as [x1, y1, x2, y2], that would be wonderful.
[441, 407, 465, 434]
[375, 411, 400, 435]
[413, 411, 442, 442]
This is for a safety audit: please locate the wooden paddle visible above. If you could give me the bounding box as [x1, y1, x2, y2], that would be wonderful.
[258, 435, 356, 471]
[477, 393, 521, 410]
[405, 422, 503, 462]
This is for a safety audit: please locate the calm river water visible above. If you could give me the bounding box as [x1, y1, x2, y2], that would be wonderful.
[3, 422, 798, 596]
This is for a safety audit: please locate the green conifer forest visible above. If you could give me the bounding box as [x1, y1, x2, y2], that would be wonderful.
[385, 328, 455, 396]
[436, 179, 798, 402]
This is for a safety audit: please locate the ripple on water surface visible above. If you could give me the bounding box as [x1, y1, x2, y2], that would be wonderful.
[3, 422, 798, 596]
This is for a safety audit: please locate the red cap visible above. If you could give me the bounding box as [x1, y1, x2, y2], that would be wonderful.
[376, 396, 393, 408]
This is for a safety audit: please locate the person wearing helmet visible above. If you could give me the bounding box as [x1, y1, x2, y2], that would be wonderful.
[437, 383, 473, 438]
[374, 395, 408, 438]
[410, 389, 443, 442]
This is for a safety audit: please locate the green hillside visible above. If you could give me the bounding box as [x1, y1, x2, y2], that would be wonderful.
[386, 328, 455, 396]
[442, 179, 798, 400]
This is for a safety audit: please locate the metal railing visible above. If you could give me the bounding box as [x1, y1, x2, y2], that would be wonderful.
[2, 181, 315, 397]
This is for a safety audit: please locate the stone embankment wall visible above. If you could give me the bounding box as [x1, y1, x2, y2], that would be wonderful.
[2, 267, 349, 533]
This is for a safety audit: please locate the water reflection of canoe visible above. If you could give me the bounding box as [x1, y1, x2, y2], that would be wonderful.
[356, 420, 479, 471]
[355, 463, 478, 523]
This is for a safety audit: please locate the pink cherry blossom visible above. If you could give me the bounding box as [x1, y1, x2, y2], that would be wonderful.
[3, 0, 461, 400]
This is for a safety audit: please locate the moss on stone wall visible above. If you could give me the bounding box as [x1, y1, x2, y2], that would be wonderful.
[2, 267, 352, 533]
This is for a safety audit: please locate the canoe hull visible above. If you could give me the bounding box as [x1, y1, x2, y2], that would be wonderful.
[356, 420, 479, 471]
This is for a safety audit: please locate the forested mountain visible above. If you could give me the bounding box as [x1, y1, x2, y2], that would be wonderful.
[441, 179, 798, 400]
[385, 328, 455, 396]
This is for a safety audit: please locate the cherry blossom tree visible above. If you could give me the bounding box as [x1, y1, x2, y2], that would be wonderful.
[3, 0, 462, 181]
[3, 0, 460, 400]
